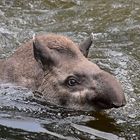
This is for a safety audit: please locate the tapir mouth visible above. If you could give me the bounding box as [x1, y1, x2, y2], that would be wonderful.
[93, 100, 126, 110]
[89, 97, 126, 110]
[93, 101, 114, 110]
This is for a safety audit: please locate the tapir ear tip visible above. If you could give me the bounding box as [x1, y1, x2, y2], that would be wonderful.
[32, 34, 41, 50]
[33, 33, 41, 44]
[90, 32, 94, 40]
[79, 32, 94, 57]
[33, 33, 36, 42]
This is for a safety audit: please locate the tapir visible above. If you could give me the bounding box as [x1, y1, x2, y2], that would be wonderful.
[0, 33, 126, 111]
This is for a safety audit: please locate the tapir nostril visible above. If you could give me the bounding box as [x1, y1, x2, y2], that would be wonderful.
[112, 103, 121, 108]
[112, 100, 126, 108]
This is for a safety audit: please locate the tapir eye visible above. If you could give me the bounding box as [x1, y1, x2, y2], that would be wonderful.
[66, 76, 79, 87]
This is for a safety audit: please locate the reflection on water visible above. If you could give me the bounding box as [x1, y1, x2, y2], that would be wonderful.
[0, 0, 140, 140]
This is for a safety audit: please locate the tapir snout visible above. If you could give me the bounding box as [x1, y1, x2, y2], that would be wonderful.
[86, 70, 126, 110]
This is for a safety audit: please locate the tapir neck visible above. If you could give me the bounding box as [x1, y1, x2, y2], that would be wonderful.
[0, 40, 44, 89]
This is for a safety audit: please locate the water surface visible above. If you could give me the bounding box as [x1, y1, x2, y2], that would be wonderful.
[0, 0, 140, 139]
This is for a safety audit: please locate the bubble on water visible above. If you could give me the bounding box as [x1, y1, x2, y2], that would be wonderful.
[112, 3, 124, 9]
[116, 119, 126, 124]
[57, 113, 61, 116]
[128, 114, 137, 119]
[29, 3, 34, 9]
[90, 135, 96, 139]
[129, 98, 136, 102]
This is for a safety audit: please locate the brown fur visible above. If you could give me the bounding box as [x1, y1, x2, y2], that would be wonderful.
[0, 34, 126, 111]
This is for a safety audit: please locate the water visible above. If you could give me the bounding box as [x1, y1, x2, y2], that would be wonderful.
[0, 0, 140, 139]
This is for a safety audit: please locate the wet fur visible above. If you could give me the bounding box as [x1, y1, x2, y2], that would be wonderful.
[0, 34, 126, 111]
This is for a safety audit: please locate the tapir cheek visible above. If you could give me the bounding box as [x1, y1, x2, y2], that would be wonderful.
[71, 89, 96, 104]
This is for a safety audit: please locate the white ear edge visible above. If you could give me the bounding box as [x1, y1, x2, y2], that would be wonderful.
[90, 32, 94, 42]
[33, 33, 36, 41]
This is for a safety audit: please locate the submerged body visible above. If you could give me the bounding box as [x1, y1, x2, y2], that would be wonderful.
[0, 34, 126, 111]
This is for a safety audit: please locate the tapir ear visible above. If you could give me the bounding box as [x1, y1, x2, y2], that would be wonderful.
[79, 33, 93, 57]
[33, 37, 58, 70]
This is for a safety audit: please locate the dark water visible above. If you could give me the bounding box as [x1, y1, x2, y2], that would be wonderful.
[0, 0, 140, 139]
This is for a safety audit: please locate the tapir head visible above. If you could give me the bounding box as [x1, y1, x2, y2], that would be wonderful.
[33, 34, 126, 111]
